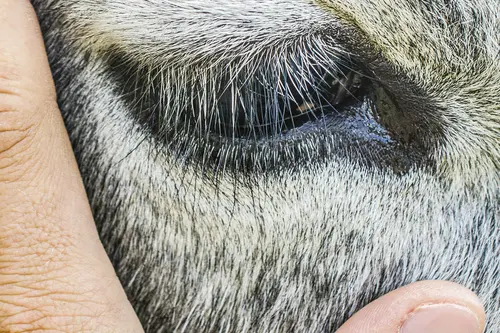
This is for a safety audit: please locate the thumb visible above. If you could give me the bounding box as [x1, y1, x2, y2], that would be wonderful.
[336, 280, 486, 333]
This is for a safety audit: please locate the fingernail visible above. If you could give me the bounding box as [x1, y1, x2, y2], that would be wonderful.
[400, 304, 481, 333]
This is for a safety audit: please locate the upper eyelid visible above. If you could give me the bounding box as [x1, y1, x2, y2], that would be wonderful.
[130, 40, 354, 125]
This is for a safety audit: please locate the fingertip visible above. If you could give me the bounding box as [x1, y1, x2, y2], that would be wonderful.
[336, 280, 486, 333]
[403, 280, 485, 323]
[397, 280, 486, 328]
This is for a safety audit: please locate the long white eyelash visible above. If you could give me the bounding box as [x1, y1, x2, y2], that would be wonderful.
[120, 35, 353, 142]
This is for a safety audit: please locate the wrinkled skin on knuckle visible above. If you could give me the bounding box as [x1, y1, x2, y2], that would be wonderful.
[0, 66, 55, 174]
[0, 98, 37, 159]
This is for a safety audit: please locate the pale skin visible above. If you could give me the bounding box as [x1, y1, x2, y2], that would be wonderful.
[0, 1, 487, 332]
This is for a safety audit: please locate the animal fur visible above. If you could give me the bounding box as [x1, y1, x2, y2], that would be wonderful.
[32, 0, 499, 332]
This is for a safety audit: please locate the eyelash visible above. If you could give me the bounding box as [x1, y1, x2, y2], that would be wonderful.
[118, 36, 358, 138]
[190, 60, 364, 139]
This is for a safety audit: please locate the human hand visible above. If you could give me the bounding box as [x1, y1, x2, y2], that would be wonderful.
[0, 1, 486, 332]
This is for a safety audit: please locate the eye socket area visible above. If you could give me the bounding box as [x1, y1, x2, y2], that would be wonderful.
[109, 37, 435, 173]
[177, 56, 404, 155]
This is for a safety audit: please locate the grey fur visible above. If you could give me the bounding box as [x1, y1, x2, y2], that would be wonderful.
[32, 0, 499, 332]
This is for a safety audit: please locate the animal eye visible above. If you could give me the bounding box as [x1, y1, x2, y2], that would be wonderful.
[192, 62, 372, 141]
[111, 39, 426, 173]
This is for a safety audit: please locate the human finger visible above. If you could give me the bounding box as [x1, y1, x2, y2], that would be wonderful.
[335, 280, 485, 333]
[0, 0, 143, 331]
